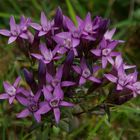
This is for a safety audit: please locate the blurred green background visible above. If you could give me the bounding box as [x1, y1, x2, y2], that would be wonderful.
[0, 0, 140, 140]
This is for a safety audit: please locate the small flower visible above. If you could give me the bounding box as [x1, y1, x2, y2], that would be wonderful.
[0, 77, 21, 104]
[64, 16, 84, 39]
[113, 55, 136, 70]
[30, 12, 56, 37]
[91, 38, 120, 68]
[53, 32, 80, 56]
[73, 57, 101, 85]
[16, 89, 42, 122]
[104, 65, 135, 91]
[31, 43, 61, 64]
[126, 70, 140, 97]
[46, 65, 75, 91]
[37, 85, 74, 124]
[0, 16, 30, 44]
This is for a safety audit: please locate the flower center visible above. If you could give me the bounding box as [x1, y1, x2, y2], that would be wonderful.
[49, 99, 59, 108]
[12, 29, 18, 36]
[85, 23, 92, 33]
[52, 79, 60, 87]
[118, 77, 127, 86]
[64, 38, 72, 49]
[43, 50, 53, 62]
[28, 100, 39, 112]
[82, 68, 91, 78]
[102, 48, 111, 56]
[72, 30, 80, 38]
[6, 86, 16, 96]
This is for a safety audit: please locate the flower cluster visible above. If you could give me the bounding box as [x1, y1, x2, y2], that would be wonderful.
[0, 7, 139, 124]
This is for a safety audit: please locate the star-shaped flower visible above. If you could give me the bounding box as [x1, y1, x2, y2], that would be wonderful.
[91, 38, 120, 68]
[0, 16, 30, 44]
[30, 12, 56, 37]
[0, 77, 21, 104]
[45, 65, 75, 91]
[31, 43, 61, 64]
[37, 85, 74, 124]
[16, 89, 42, 122]
[73, 57, 101, 85]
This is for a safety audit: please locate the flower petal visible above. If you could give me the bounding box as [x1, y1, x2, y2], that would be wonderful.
[90, 49, 101, 56]
[0, 93, 9, 99]
[30, 23, 41, 30]
[53, 108, 60, 124]
[10, 16, 17, 31]
[61, 81, 75, 87]
[13, 77, 21, 88]
[37, 102, 51, 114]
[16, 96, 29, 106]
[88, 76, 101, 83]
[79, 76, 86, 85]
[104, 74, 117, 83]
[19, 33, 28, 39]
[34, 112, 41, 122]
[17, 109, 30, 118]
[53, 84, 64, 99]
[8, 36, 17, 44]
[59, 101, 74, 107]
[9, 96, 15, 104]
[42, 86, 53, 100]
[41, 12, 48, 26]
[0, 29, 10, 36]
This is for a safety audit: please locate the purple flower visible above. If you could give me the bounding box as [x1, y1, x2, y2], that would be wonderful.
[125, 70, 140, 97]
[91, 38, 120, 68]
[30, 12, 56, 37]
[104, 65, 135, 91]
[46, 65, 75, 91]
[113, 55, 136, 70]
[53, 32, 80, 56]
[73, 57, 101, 85]
[31, 43, 61, 64]
[0, 16, 30, 44]
[16, 89, 42, 122]
[82, 12, 96, 41]
[0, 77, 21, 104]
[64, 16, 84, 39]
[37, 85, 74, 124]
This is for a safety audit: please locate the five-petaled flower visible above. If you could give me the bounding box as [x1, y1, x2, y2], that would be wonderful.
[0, 77, 21, 104]
[16, 89, 42, 122]
[91, 38, 120, 68]
[37, 85, 74, 124]
[0, 16, 30, 44]
[31, 43, 61, 64]
[45, 65, 75, 91]
[73, 57, 101, 85]
[30, 12, 56, 37]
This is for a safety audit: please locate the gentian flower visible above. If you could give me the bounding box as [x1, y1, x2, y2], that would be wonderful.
[37, 85, 74, 124]
[125, 70, 140, 97]
[0, 77, 21, 104]
[46, 65, 75, 91]
[64, 16, 84, 39]
[30, 12, 55, 37]
[91, 38, 120, 68]
[0, 16, 30, 44]
[53, 32, 80, 56]
[16, 89, 42, 122]
[113, 55, 136, 70]
[82, 13, 96, 41]
[73, 57, 101, 85]
[104, 65, 135, 91]
[31, 43, 61, 64]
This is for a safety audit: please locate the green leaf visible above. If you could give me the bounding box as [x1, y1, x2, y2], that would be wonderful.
[65, 0, 77, 25]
